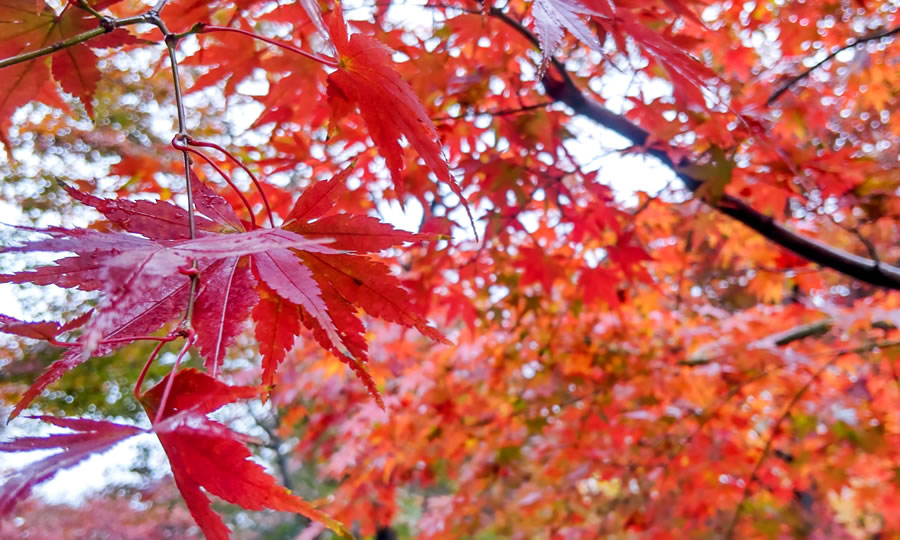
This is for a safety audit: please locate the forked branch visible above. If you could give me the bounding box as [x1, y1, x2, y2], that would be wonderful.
[0, 14, 145, 69]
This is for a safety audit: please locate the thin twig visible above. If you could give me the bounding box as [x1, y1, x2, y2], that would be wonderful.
[851, 227, 881, 265]
[824, 211, 884, 267]
[151, 0, 171, 14]
[723, 360, 832, 538]
[0, 27, 105, 69]
[0, 13, 149, 70]
[461, 171, 563, 267]
[629, 179, 671, 219]
[154, 18, 203, 328]
[431, 101, 554, 122]
[668, 367, 777, 463]
[247, 406, 297, 492]
[767, 25, 900, 105]
[199, 25, 339, 68]
[724, 339, 900, 537]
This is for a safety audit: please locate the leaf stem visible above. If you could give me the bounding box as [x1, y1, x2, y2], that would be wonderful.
[103, 334, 179, 345]
[75, 0, 107, 23]
[134, 340, 168, 400]
[172, 137, 258, 227]
[186, 138, 276, 227]
[52, 332, 180, 348]
[199, 25, 339, 68]
[153, 331, 195, 424]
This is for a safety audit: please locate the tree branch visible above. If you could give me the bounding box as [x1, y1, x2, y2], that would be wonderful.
[0, 13, 149, 70]
[431, 101, 554, 122]
[0, 28, 101, 69]
[682, 317, 898, 366]
[723, 358, 832, 538]
[248, 407, 296, 492]
[151, 0, 172, 15]
[145, 13, 203, 342]
[767, 25, 900, 105]
[488, 10, 900, 290]
[724, 339, 900, 537]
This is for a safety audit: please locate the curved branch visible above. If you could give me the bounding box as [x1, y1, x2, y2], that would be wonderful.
[767, 25, 900, 105]
[723, 357, 832, 538]
[488, 11, 900, 290]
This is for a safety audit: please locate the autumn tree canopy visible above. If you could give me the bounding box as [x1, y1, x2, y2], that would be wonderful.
[1, 0, 899, 537]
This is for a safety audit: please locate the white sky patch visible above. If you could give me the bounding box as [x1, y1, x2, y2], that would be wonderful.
[0, 418, 169, 506]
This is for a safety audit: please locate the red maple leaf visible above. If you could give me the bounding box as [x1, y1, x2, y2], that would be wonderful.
[139, 369, 352, 540]
[278, 164, 450, 406]
[530, 0, 715, 106]
[0, 371, 352, 540]
[253, 283, 303, 387]
[0, 0, 139, 128]
[0, 185, 332, 417]
[322, 5, 472, 225]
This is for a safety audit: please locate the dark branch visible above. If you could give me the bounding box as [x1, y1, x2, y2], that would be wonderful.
[767, 25, 900, 105]
[487, 10, 900, 291]
[248, 407, 296, 492]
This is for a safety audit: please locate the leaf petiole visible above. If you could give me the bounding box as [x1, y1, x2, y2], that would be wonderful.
[153, 330, 196, 425]
[74, 0, 108, 25]
[172, 136, 258, 228]
[51, 333, 179, 349]
[185, 137, 276, 227]
[133, 340, 168, 400]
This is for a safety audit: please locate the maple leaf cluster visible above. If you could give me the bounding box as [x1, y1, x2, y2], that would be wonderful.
[1, 0, 900, 537]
